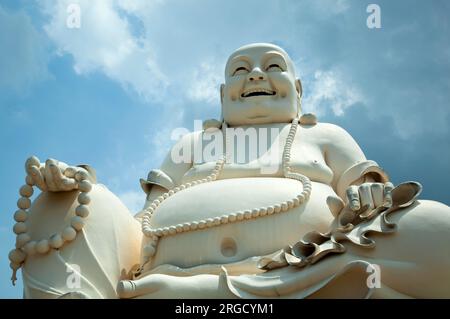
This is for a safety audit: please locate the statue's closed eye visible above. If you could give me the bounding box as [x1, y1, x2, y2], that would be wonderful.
[233, 67, 249, 75]
[266, 64, 283, 71]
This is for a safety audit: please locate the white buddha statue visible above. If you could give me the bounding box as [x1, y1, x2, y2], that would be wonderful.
[9, 43, 450, 299]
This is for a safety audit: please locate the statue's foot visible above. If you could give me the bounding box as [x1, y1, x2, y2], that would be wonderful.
[117, 276, 163, 299]
[117, 280, 135, 299]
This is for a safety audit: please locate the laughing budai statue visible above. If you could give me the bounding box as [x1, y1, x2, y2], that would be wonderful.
[9, 43, 450, 299]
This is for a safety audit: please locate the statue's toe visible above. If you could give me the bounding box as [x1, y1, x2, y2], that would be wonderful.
[117, 280, 135, 299]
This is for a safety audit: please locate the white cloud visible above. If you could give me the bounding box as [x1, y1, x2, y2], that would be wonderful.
[0, 6, 49, 92]
[118, 190, 145, 214]
[302, 70, 363, 116]
[39, 0, 168, 101]
[309, 0, 350, 16]
[187, 60, 223, 105]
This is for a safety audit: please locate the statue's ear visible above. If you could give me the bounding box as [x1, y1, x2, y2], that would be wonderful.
[296, 78, 302, 98]
[220, 84, 225, 105]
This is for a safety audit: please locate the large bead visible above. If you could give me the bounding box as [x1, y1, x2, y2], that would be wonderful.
[259, 207, 268, 216]
[62, 227, 77, 241]
[190, 222, 198, 230]
[78, 180, 92, 192]
[75, 170, 89, 182]
[220, 215, 229, 224]
[75, 205, 90, 218]
[14, 210, 28, 222]
[17, 197, 31, 209]
[49, 234, 64, 249]
[71, 216, 85, 231]
[16, 233, 31, 248]
[198, 221, 206, 229]
[19, 185, 34, 197]
[9, 249, 26, 263]
[77, 193, 91, 205]
[23, 241, 37, 255]
[13, 222, 27, 234]
[206, 218, 214, 227]
[25, 175, 34, 186]
[36, 239, 50, 254]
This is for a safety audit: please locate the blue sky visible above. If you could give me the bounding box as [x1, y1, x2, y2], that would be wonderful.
[0, 0, 449, 298]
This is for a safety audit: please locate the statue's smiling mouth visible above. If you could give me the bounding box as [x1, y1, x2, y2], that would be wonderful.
[241, 89, 276, 98]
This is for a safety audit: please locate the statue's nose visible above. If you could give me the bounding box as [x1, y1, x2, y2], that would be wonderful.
[247, 67, 266, 82]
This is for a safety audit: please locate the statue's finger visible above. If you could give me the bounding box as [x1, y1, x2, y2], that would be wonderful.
[326, 195, 345, 217]
[61, 177, 78, 190]
[29, 166, 47, 191]
[346, 185, 360, 211]
[64, 166, 77, 178]
[384, 182, 394, 205]
[44, 159, 58, 190]
[25, 156, 41, 175]
[371, 183, 384, 207]
[75, 167, 90, 182]
[48, 160, 66, 189]
[359, 183, 374, 211]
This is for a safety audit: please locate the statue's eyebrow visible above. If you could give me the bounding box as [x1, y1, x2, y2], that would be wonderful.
[262, 51, 287, 64]
[228, 55, 251, 67]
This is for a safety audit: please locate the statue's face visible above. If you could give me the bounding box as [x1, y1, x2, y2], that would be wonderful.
[221, 43, 301, 125]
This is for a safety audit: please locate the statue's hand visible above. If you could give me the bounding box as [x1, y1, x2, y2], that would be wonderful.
[25, 156, 94, 192]
[345, 182, 394, 212]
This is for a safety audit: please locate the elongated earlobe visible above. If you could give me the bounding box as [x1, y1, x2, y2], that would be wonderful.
[220, 84, 225, 121]
[296, 79, 303, 117]
[220, 84, 225, 105]
[296, 79, 302, 97]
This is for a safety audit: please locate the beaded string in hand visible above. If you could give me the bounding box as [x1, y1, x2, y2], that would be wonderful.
[8, 156, 94, 285]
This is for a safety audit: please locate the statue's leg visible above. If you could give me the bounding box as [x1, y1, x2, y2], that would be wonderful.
[22, 184, 142, 299]
[344, 200, 450, 298]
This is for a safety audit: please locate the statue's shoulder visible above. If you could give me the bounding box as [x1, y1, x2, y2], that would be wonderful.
[172, 130, 203, 147]
[302, 120, 355, 144]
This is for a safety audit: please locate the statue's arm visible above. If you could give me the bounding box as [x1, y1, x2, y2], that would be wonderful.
[320, 123, 389, 200]
[135, 132, 197, 218]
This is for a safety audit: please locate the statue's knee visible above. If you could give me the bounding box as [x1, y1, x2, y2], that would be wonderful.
[392, 200, 450, 262]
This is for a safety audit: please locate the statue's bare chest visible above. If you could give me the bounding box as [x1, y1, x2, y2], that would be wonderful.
[184, 124, 334, 184]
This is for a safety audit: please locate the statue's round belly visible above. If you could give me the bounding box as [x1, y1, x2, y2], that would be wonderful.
[149, 177, 335, 268]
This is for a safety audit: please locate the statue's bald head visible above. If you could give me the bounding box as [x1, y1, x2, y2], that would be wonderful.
[225, 43, 297, 79]
[221, 43, 302, 125]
